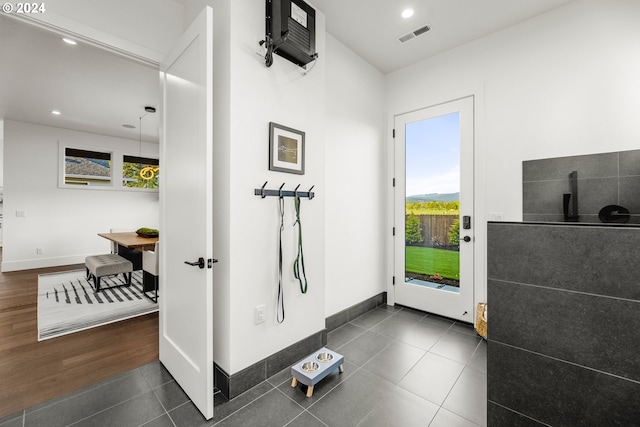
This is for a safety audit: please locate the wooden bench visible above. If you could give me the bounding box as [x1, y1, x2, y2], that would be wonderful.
[85, 254, 133, 292]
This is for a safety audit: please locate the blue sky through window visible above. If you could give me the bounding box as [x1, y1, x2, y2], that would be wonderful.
[405, 112, 460, 198]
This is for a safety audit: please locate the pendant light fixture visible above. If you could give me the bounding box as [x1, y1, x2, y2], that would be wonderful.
[138, 106, 157, 180]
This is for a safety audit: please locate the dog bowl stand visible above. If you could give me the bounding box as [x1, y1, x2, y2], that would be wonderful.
[291, 347, 344, 397]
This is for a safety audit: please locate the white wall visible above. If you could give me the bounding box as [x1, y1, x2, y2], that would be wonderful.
[231, 0, 325, 374]
[324, 34, 386, 316]
[2, 120, 159, 271]
[190, 0, 386, 374]
[0, 119, 4, 187]
[204, 0, 327, 374]
[386, 0, 640, 304]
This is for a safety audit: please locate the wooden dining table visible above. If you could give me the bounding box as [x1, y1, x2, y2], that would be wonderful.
[98, 232, 158, 251]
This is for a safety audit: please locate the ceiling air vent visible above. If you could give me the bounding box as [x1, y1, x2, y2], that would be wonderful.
[397, 23, 431, 44]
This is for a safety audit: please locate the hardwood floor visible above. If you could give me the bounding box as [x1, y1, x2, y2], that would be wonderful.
[0, 253, 159, 418]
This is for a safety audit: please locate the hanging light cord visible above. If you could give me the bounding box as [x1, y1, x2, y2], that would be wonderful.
[293, 195, 308, 294]
[277, 194, 286, 323]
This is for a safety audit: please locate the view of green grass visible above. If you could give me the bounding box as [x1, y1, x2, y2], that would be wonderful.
[405, 246, 459, 280]
[406, 201, 459, 215]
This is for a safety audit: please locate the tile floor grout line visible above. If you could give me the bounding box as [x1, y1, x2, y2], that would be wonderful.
[427, 406, 445, 427]
[349, 308, 398, 330]
[388, 344, 431, 386]
[140, 368, 177, 390]
[22, 369, 142, 417]
[352, 336, 420, 427]
[11, 306, 487, 426]
[210, 381, 277, 426]
[327, 324, 369, 351]
[138, 412, 174, 427]
[304, 365, 364, 412]
[306, 409, 330, 427]
[64, 388, 155, 427]
[148, 386, 177, 427]
[435, 361, 484, 427]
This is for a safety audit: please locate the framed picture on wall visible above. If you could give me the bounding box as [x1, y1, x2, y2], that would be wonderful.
[269, 122, 305, 175]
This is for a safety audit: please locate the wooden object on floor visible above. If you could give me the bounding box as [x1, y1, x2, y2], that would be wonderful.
[290, 348, 344, 398]
[0, 258, 159, 418]
[98, 232, 158, 251]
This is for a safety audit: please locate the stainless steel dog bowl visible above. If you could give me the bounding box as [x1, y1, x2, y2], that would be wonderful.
[301, 361, 319, 372]
[316, 352, 334, 363]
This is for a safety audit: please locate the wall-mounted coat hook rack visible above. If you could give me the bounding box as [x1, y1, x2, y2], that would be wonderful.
[255, 181, 316, 199]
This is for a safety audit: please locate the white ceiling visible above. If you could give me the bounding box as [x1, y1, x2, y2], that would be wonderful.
[0, 1, 576, 142]
[312, 0, 576, 74]
[0, 15, 160, 143]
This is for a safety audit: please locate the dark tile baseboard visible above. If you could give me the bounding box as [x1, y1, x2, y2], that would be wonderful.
[325, 292, 387, 332]
[215, 292, 386, 399]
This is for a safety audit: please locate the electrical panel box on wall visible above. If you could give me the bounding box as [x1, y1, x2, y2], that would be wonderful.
[266, 0, 318, 68]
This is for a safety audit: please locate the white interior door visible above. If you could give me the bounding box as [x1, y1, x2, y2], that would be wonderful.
[394, 97, 474, 322]
[159, 7, 214, 420]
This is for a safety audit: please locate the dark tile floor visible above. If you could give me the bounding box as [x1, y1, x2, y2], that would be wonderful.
[1, 305, 486, 427]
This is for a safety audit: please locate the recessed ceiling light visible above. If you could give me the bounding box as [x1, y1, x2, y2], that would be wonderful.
[62, 38, 77, 45]
[401, 8, 414, 19]
[51, 110, 61, 115]
[122, 124, 136, 129]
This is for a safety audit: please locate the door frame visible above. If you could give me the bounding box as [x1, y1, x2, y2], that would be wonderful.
[386, 90, 487, 318]
[393, 97, 474, 321]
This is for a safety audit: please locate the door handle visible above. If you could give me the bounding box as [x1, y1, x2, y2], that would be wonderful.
[185, 257, 205, 269]
[462, 236, 471, 242]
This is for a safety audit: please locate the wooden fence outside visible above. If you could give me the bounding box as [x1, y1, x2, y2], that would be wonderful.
[406, 214, 459, 248]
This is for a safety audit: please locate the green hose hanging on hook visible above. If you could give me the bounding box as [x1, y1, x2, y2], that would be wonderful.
[293, 194, 308, 294]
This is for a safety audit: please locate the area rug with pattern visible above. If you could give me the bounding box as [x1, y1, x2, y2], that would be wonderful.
[37, 269, 158, 341]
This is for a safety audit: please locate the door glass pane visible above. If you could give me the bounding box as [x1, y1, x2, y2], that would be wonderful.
[405, 112, 460, 293]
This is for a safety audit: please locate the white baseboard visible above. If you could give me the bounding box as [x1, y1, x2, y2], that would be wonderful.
[1, 255, 87, 272]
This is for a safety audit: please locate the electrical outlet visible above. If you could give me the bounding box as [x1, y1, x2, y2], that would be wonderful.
[488, 212, 504, 221]
[16, 210, 26, 217]
[255, 304, 266, 324]
[36, 248, 44, 254]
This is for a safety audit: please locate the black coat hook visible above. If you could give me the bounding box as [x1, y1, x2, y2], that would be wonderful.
[254, 183, 317, 200]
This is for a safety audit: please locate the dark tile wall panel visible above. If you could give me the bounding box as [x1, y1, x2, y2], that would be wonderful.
[487, 223, 640, 301]
[488, 343, 640, 427]
[325, 292, 387, 332]
[619, 149, 640, 176]
[522, 152, 618, 181]
[228, 361, 267, 399]
[487, 222, 640, 426]
[325, 309, 349, 332]
[489, 279, 640, 382]
[523, 149, 640, 224]
[487, 402, 546, 427]
[619, 176, 640, 215]
[265, 332, 324, 377]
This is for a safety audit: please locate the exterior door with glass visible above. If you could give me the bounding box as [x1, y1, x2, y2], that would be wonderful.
[394, 97, 474, 322]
